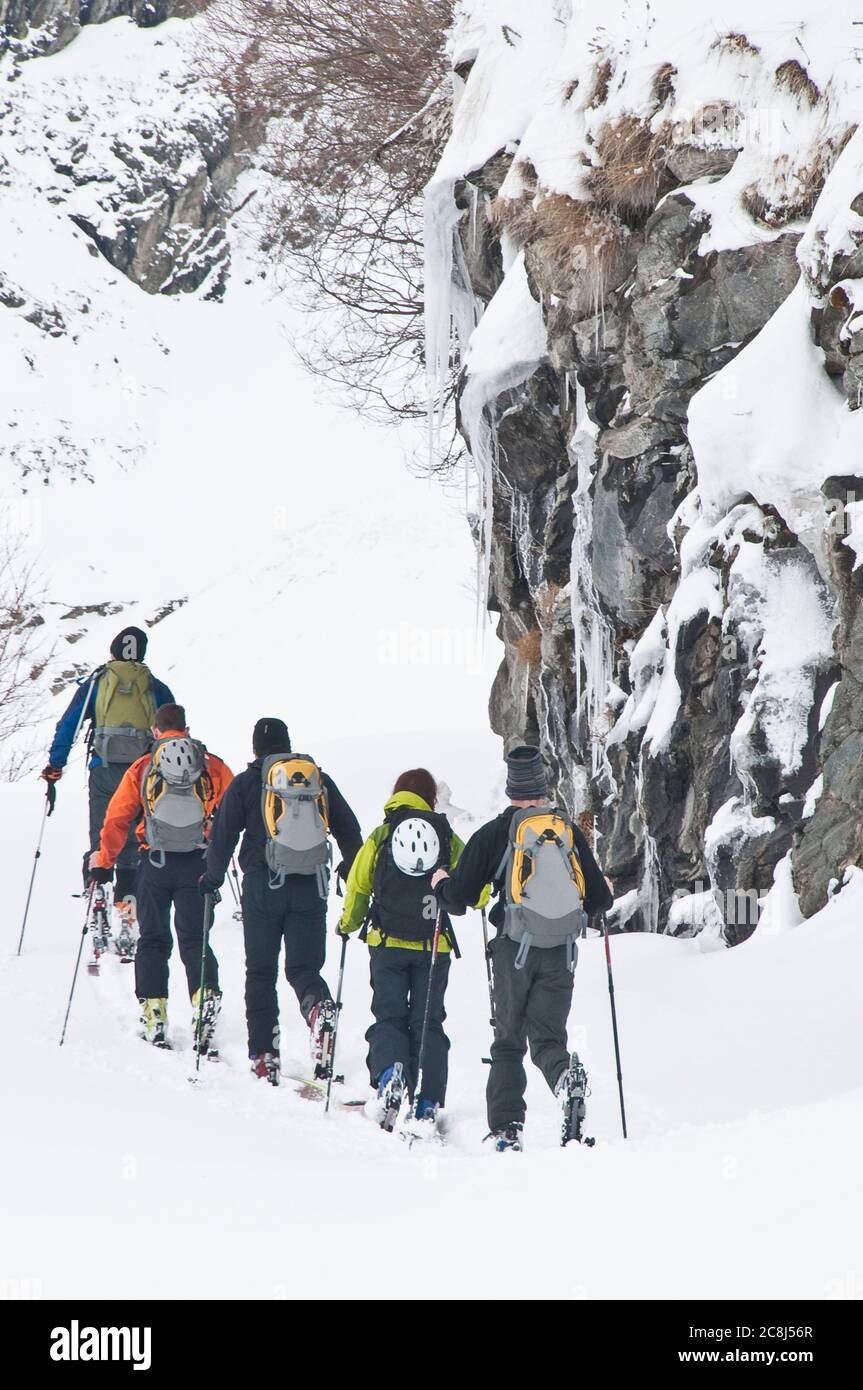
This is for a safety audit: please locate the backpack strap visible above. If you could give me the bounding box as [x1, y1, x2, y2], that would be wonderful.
[566, 936, 579, 974]
[514, 932, 532, 970]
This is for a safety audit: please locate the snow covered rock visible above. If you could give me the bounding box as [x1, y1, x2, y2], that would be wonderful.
[428, 0, 863, 939]
[1, 12, 239, 298]
[0, 1, 201, 60]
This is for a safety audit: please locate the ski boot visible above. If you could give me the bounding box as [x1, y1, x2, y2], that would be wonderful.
[87, 887, 112, 975]
[308, 998, 338, 1080]
[139, 997, 169, 1048]
[401, 1096, 443, 1147]
[485, 1121, 524, 1153]
[250, 1052, 280, 1086]
[557, 1053, 595, 1147]
[113, 896, 137, 964]
[375, 1063, 406, 1132]
[192, 986, 222, 1058]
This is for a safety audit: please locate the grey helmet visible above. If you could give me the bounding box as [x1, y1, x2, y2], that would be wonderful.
[156, 737, 202, 786]
[391, 817, 441, 876]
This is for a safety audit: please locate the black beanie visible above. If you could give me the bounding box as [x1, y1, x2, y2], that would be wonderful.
[253, 717, 290, 757]
[110, 625, 148, 662]
[505, 745, 548, 801]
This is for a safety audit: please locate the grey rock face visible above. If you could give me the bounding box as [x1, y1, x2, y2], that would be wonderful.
[1, 1, 200, 57]
[1, 11, 242, 299]
[454, 140, 841, 940]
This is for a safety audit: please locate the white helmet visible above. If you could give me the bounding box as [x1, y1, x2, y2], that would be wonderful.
[157, 737, 201, 785]
[391, 817, 441, 876]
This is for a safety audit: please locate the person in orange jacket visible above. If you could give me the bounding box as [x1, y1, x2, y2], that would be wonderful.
[89, 702, 233, 1050]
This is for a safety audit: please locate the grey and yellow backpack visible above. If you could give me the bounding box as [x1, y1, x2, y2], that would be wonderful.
[91, 659, 156, 765]
[496, 807, 587, 971]
[141, 735, 210, 866]
[261, 754, 331, 895]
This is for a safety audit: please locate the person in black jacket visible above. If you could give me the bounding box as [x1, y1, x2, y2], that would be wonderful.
[202, 717, 362, 1085]
[432, 745, 613, 1150]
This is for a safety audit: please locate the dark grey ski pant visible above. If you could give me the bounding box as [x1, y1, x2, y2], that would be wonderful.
[86, 764, 139, 898]
[241, 870, 331, 1058]
[487, 934, 573, 1130]
[134, 850, 219, 1001]
[366, 945, 451, 1105]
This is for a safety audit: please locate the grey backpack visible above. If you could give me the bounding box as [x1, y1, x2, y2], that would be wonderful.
[141, 736, 209, 866]
[261, 754, 332, 896]
[496, 806, 588, 971]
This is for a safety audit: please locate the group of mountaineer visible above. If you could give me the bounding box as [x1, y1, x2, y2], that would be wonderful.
[39, 625, 615, 1151]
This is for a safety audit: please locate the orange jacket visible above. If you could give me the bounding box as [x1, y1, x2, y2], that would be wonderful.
[97, 731, 233, 868]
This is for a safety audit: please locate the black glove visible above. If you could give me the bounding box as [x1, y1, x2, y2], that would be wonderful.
[335, 860, 350, 898]
[41, 765, 61, 817]
[197, 874, 222, 904]
[89, 865, 113, 886]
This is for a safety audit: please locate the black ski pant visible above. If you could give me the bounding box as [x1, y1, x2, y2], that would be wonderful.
[134, 851, 219, 1002]
[241, 870, 331, 1058]
[85, 764, 138, 899]
[366, 945, 451, 1106]
[487, 935, 573, 1130]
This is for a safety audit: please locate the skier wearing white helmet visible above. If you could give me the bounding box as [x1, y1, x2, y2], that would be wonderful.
[338, 769, 490, 1139]
[89, 703, 233, 1051]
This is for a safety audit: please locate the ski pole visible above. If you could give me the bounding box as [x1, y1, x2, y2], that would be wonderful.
[480, 907, 496, 1030]
[17, 796, 51, 956]
[59, 882, 96, 1046]
[601, 914, 628, 1138]
[411, 912, 443, 1118]
[325, 932, 349, 1114]
[193, 892, 216, 1078]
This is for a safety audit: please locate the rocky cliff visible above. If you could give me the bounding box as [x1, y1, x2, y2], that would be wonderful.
[1, 2, 237, 303]
[428, 1, 863, 940]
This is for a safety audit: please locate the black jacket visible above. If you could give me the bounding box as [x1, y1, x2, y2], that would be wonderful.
[206, 757, 363, 886]
[435, 806, 614, 928]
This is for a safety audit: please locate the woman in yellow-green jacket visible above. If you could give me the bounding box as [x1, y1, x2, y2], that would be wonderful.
[339, 768, 486, 1134]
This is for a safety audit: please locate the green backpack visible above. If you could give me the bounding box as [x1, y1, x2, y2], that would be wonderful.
[91, 660, 156, 765]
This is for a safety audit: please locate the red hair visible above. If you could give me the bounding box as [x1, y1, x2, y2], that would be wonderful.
[392, 768, 437, 809]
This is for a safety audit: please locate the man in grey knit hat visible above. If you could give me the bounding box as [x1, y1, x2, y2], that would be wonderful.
[433, 745, 613, 1150]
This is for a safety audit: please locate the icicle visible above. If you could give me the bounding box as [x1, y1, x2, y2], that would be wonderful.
[569, 387, 615, 789]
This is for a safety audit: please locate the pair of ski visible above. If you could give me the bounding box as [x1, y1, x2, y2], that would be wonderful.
[84, 887, 136, 977]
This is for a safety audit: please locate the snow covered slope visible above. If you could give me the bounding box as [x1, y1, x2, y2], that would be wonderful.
[4, 770, 863, 1299]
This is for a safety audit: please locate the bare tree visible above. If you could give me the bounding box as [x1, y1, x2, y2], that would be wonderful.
[0, 539, 49, 779]
[198, 0, 457, 451]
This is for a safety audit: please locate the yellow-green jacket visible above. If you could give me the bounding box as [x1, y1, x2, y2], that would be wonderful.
[338, 791, 489, 951]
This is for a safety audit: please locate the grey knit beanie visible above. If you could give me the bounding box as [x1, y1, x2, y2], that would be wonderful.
[505, 745, 548, 801]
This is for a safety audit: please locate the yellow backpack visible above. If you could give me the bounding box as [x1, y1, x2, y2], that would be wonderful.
[261, 754, 331, 895]
[497, 808, 587, 971]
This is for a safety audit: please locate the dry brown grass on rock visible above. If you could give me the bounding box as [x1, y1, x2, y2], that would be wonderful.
[741, 135, 848, 229]
[587, 58, 614, 110]
[513, 628, 543, 669]
[535, 581, 562, 630]
[576, 809, 595, 846]
[587, 113, 672, 215]
[651, 62, 677, 108]
[775, 59, 822, 108]
[527, 194, 631, 313]
[710, 32, 761, 58]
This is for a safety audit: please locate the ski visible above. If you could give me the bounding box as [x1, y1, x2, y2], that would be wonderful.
[284, 1073, 366, 1109]
[86, 887, 112, 976]
[560, 1053, 596, 1148]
